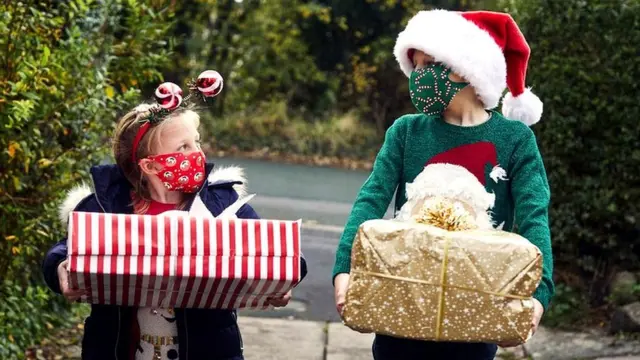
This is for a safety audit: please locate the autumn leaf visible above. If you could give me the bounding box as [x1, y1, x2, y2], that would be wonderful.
[12, 176, 21, 190]
[105, 86, 115, 99]
[5, 235, 16, 241]
[7, 141, 20, 158]
[38, 158, 53, 168]
[11, 246, 21, 255]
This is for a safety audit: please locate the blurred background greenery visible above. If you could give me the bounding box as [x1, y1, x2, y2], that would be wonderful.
[1, 0, 639, 358]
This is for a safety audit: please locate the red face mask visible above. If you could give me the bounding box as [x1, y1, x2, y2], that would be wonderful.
[145, 151, 206, 193]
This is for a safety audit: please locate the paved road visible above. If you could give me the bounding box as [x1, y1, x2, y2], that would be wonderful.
[213, 156, 395, 322]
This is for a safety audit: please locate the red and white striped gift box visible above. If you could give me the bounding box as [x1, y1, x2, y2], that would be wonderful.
[67, 211, 302, 309]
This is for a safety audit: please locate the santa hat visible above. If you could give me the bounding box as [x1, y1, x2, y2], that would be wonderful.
[425, 142, 507, 186]
[394, 10, 543, 126]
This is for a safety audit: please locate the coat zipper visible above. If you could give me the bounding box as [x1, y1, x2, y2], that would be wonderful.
[234, 311, 243, 353]
[115, 308, 121, 360]
[184, 311, 189, 360]
[90, 178, 107, 213]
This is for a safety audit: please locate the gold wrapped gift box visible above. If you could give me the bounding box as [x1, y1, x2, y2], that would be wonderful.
[342, 219, 542, 344]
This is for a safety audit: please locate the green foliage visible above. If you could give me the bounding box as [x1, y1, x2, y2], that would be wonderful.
[296, 0, 486, 132]
[170, 0, 335, 118]
[174, 0, 489, 133]
[541, 283, 589, 329]
[608, 283, 640, 307]
[0, 1, 174, 356]
[0, 281, 69, 358]
[501, 0, 640, 306]
[205, 100, 380, 160]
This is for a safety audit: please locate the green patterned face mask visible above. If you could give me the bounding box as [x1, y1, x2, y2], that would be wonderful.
[409, 63, 469, 116]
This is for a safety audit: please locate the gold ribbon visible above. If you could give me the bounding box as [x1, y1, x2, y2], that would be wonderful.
[434, 234, 451, 340]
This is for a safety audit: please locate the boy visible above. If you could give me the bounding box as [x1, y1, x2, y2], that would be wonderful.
[332, 9, 553, 359]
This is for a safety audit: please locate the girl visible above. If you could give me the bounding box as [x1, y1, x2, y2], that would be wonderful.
[332, 10, 553, 360]
[43, 78, 307, 360]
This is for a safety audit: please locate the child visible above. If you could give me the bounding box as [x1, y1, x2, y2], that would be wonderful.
[332, 10, 553, 359]
[43, 78, 307, 360]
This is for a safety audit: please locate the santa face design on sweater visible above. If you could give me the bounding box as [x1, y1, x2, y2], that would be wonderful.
[424, 141, 508, 229]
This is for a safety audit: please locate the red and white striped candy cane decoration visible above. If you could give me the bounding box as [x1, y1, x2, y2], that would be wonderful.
[196, 70, 223, 98]
[154, 82, 183, 110]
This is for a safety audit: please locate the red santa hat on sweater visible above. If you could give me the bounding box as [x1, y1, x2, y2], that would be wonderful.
[425, 142, 507, 186]
[394, 10, 543, 126]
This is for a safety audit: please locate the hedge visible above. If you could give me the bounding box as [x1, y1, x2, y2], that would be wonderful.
[0, 1, 174, 357]
[502, 0, 640, 306]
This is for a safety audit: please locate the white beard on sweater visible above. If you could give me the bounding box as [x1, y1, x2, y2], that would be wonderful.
[395, 163, 496, 230]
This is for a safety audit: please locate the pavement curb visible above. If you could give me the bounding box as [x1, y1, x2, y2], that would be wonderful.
[302, 222, 344, 233]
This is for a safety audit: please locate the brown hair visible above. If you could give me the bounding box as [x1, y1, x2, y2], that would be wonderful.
[112, 104, 201, 214]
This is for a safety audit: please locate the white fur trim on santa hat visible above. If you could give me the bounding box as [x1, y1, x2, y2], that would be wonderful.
[394, 9, 506, 110]
[501, 88, 543, 126]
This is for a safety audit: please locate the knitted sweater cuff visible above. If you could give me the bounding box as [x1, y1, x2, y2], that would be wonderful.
[331, 254, 351, 286]
[533, 283, 551, 311]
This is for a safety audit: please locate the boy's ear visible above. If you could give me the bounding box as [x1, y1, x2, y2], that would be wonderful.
[138, 158, 161, 175]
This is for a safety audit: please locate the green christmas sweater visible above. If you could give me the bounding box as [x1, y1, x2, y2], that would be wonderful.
[332, 111, 555, 310]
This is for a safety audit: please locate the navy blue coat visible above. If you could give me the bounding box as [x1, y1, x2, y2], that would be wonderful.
[43, 163, 307, 360]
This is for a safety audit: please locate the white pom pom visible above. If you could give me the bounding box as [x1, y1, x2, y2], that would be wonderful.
[489, 165, 508, 183]
[501, 88, 543, 126]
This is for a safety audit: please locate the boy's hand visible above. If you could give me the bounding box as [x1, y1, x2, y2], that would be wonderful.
[57, 259, 86, 302]
[334, 273, 350, 316]
[497, 298, 544, 348]
[266, 290, 292, 307]
[531, 298, 544, 334]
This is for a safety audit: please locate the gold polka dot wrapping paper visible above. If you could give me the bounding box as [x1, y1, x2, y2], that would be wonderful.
[342, 220, 542, 344]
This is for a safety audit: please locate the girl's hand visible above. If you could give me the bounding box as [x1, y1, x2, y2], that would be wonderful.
[266, 290, 292, 307]
[497, 298, 544, 348]
[57, 259, 86, 302]
[334, 273, 350, 316]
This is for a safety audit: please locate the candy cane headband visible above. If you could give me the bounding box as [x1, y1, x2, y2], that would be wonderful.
[131, 70, 223, 163]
